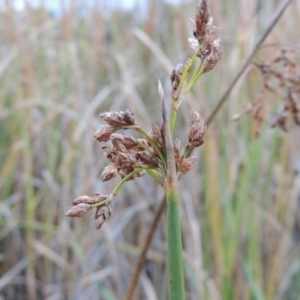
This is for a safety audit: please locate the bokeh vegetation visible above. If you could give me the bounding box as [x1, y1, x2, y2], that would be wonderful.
[0, 1, 300, 299]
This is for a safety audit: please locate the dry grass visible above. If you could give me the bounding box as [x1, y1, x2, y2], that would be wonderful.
[0, 0, 300, 299]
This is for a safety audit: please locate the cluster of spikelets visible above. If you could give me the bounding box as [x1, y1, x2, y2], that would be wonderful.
[65, 0, 221, 230]
[65, 109, 206, 229]
[233, 48, 300, 136]
[189, 0, 222, 73]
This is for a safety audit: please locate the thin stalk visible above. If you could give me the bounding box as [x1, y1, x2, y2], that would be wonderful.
[112, 168, 144, 195]
[166, 186, 185, 300]
[180, 49, 199, 86]
[160, 81, 185, 300]
[91, 168, 145, 208]
[186, 66, 204, 91]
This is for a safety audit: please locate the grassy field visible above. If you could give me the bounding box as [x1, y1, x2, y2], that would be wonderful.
[0, 0, 300, 299]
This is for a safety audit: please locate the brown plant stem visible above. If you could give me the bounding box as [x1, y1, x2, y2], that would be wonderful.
[206, 0, 292, 126]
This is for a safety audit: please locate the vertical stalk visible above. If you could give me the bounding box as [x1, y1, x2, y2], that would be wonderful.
[166, 185, 185, 300]
[159, 81, 185, 299]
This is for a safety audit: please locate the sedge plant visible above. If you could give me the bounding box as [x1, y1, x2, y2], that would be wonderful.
[65, 1, 222, 298]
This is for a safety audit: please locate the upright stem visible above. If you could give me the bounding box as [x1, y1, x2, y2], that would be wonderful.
[159, 81, 185, 299]
[166, 184, 185, 300]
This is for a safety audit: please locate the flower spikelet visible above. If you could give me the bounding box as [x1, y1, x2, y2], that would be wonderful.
[179, 156, 197, 174]
[65, 203, 92, 217]
[94, 125, 115, 142]
[72, 193, 107, 205]
[95, 202, 113, 230]
[149, 123, 164, 147]
[189, 0, 222, 72]
[110, 133, 139, 151]
[136, 152, 158, 167]
[100, 109, 135, 126]
[101, 166, 117, 182]
[188, 110, 207, 147]
[194, 0, 210, 44]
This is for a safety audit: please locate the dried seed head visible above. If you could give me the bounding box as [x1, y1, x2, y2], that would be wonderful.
[188, 110, 207, 147]
[111, 134, 128, 152]
[72, 194, 107, 205]
[65, 203, 92, 218]
[194, 0, 210, 44]
[136, 152, 158, 167]
[149, 123, 164, 147]
[110, 133, 138, 151]
[190, 0, 222, 72]
[95, 202, 113, 230]
[202, 40, 223, 73]
[179, 156, 197, 174]
[101, 165, 117, 181]
[104, 147, 140, 178]
[170, 63, 186, 101]
[100, 109, 136, 127]
[94, 125, 115, 142]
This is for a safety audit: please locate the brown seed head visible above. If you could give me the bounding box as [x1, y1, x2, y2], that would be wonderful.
[101, 166, 117, 181]
[136, 151, 158, 167]
[149, 123, 164, 147]
[95, 202, 113, 230]
[188, 110, 207, 147]
[170, 63, 186, 100]
[190, 0, 222, 71]
[110, 133, 138, 151]
[72, 193, 107, 205]
[65, 203, 92, 218]
[99, 109, 135, 127]
[111, 135, 127, 152]
[179, 156, 197, 174]
[202, 40, 223, 73]
[94, 125, 115, 142]
[104, 147, 139, 178]
[194, 0, 210, 44]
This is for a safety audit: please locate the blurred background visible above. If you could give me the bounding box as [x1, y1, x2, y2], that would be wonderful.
[0, 0, 300, 299]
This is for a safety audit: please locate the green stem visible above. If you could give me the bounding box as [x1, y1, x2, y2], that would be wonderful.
[91, 168, 144, 208]
[180, 49, 199, 87]
[166, 185, 185, 300]
[160, 82, 185, 299]
[186, 66, 204, 92]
